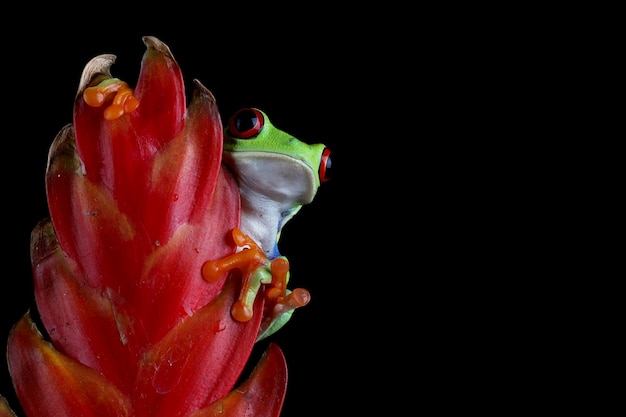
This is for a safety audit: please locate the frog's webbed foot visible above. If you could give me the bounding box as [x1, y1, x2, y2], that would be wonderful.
[83, 78, 140, 120]
[201, 229, 310, 329]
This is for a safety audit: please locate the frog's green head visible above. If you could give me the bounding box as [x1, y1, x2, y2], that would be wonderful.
[222, 108, 331, 206]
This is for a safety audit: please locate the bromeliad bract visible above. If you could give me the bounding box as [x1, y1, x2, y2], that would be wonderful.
[0, 35, 324, 417]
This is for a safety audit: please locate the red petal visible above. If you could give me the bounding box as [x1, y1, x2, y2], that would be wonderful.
[132, 276, 263, 417]
[31, 219, 142, 393]
[132, 36, 186, 147]
[46, 125, 145, 293]
[188, 343, 288, 417]
[7, 313, 131, 417]
[136, 78, 228, 253]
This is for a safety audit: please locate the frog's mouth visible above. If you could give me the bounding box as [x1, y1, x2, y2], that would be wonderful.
[222, 151, 319, 205]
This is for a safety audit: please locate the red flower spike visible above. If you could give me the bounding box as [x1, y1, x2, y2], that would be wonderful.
[3, 35, 301, 417]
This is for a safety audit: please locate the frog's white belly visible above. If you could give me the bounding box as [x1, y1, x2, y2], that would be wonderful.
[223, 152, 317, 258]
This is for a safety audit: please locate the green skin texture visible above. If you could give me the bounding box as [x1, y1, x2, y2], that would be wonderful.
[221, 109, 327, 340]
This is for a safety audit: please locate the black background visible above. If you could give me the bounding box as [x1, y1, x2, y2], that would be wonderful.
[1, 12, 397, 417]
[1, 7, 564, 417]
[0, 7, 604, 416]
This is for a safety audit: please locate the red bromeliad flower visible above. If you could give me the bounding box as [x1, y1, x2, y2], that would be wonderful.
[0, 36, 329, 417]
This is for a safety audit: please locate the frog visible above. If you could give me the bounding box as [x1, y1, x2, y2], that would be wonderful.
[201, 107, 331, 340]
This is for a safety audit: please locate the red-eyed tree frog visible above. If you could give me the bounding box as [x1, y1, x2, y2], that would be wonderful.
[202, 108, 331, 340]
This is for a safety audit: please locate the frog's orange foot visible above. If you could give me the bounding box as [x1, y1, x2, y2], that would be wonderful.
[201, 229, 272, 322]
[83, 78, 140, 120]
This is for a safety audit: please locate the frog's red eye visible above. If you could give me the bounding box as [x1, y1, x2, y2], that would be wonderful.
[228, 108, 265, 139]
[319, 147, 332, 183]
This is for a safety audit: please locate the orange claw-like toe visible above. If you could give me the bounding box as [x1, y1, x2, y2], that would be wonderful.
[83, 78, 140, 120]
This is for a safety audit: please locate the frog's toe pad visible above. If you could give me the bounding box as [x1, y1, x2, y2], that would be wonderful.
[231, 300, 254, 322]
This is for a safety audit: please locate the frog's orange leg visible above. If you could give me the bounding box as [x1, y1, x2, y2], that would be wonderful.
[201, 229, 310, 325]
[83, 78, 140, 120]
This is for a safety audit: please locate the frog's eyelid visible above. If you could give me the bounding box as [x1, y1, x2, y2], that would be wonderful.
[228, 107, 265, 139]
